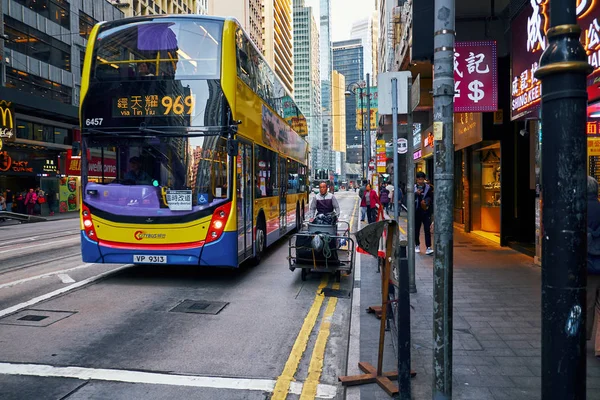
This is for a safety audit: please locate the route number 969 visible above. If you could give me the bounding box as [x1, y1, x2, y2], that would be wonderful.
[85, 118, 104, 126]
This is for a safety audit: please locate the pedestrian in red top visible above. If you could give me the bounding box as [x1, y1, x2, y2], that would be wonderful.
[364, 183, 381, 224]
[25, 188, 37, 216]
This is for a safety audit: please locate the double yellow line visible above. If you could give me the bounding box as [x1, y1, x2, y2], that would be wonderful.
[272, 198, 359, 400]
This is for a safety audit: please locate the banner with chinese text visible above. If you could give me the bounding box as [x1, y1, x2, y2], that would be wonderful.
[355, 87, 379, 130]
[454, 41, 498, 112]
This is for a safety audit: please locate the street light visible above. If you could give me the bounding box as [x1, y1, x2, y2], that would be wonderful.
[345, 80, 367, 182]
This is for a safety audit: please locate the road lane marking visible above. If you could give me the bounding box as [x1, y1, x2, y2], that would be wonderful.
[0, 264, 132, 318]
[57, 273, 75, 283]
[0, 362, 338, 398]
[0, 237, 79, 254]
[0, 263, 96, 290]
[300, 282, 340, 399]
[271, 276, 329, 400]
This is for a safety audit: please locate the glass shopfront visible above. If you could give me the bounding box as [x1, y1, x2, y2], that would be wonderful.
[471, 142, 501, 241]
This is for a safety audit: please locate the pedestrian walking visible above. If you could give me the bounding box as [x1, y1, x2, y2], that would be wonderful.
[5, 188, 13, 212]
[25, 188, 37, 215]
[385, 182, 394, 212]
[358, 180, 368, 222]
[415, 172, 433, 255]
[586, 176, 600, 352]
[380, 184, 390, 214]
[364, 183, 381, 224]
[0, 193, 5, 222]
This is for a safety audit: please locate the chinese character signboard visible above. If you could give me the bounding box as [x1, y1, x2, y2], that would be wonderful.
[376, 139, 386, 173]
[355, 87, 379, 130]
[113, 94, 195, 118]
[512, 0, 600, 119]
[454, 41, 498, 112]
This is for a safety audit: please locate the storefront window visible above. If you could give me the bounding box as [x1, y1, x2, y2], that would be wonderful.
[54, 128, 68, 145]
[33, 124, 44, 141]
[477, 143, 501, 236]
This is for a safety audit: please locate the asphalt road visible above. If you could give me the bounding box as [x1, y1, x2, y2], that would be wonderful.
[0, 190, 360, 400]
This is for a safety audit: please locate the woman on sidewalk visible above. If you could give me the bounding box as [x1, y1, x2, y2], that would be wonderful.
[586, 176, 600, 355]
[364, 183, 381, 224]
[380, 184, 390, 214]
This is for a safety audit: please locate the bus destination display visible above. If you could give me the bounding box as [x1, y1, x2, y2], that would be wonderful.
[112, 94, 195, 118]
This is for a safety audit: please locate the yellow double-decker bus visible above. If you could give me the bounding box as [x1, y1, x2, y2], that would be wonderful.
[79, 15, 309, 267]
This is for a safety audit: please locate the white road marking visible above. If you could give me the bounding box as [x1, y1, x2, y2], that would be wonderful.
[0, 263, 96, 290]
[346, 240, 362, 400]
[57, 274, 75, 283]
[0, 237, 37, 246]
[0, 362, 338, 398]
[0, 264, 132, 318]
[0, 237, 80, 254]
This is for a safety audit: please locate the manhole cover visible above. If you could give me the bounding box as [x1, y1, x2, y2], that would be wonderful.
[321, 288, 350, 298]
[170, 300, 228, 315]
[0, 309, 76, 327]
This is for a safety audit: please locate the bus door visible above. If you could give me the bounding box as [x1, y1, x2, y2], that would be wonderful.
[278, 156, 287, 233]
[237, 141, 253, 261]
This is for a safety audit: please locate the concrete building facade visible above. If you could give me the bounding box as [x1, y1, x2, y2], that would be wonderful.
[263, 0, 294, 94]
[210, 0, 263, 52]
[108, 0, 200, 17]
[319, 0, 334, 172]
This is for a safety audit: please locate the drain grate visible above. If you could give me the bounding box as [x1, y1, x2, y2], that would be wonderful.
[321, 288, 350, 298]
[0, 309, 76, 327]
[170, 300, 228, 315]
[18, 315, 48, 322]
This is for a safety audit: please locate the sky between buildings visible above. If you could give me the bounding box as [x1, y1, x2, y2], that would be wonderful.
[304, 0, 375, 41]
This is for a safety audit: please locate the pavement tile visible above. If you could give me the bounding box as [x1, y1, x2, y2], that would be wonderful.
[475, 365, 534, 377]
[453, 374, 514, 388]
[511, 348, 541, 357]
[451, 386, 496, 400]
[504, 340, 534, 349]
[479, 340, 509, 349]
[509, 376, 541, 388]
[489, 387, 542, 400]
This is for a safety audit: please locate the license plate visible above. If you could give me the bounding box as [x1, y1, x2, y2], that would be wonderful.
[133, 255, 167, 264]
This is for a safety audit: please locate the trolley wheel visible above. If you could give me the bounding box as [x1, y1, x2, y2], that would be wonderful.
[334, 270, 341, 283]
[301, 268, 308, 281]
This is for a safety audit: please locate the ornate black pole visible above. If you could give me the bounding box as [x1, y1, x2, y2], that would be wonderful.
[534, 0, 592, 397]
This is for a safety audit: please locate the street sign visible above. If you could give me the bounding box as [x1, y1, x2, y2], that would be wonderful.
[411, 74, 420, 111]
[398, 138, 408, 154]
[378, 71, 412, 115]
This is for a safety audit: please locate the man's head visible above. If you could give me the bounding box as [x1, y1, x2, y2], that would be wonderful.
[416, 171, 427, 186]
[138, 62, 150, 76]
[319, 181, 328, 195]
[129, 156, 141, 172]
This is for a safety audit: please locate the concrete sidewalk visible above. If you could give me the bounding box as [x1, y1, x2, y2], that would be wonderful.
[351, 222, 600, 399]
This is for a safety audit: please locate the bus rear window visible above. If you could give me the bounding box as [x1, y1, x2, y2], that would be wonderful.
[93, 19, 222, 81]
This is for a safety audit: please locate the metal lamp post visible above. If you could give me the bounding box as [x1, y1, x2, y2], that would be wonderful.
[346, 81, 368, 182]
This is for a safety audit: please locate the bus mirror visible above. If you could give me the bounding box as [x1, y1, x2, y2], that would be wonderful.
[227, 139, 238, 156]
[72, 141, 81, 157]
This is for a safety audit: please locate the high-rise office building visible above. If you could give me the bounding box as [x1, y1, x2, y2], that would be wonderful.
[350, 8, 378, 86]
[263, 0, 294, 94]
[293, 0, 321, 171]
[332, 39, 364, 166]
[211, 0, 263, 52]
[108, 0, 201, 17]
[319, 0, 334, 171]
[0, 0, 124, 212]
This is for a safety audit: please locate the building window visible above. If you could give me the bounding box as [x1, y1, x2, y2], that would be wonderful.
[13, 0, 70, 29]
[4, 16, 71, 71]
[79, 12, 97, 40]
[15, 120, 71, 145]
[6, 69, 73, 105]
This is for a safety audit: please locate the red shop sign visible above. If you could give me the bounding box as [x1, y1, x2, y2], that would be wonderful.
[453, 41, 498, 113]
[66, 149, 117, 177]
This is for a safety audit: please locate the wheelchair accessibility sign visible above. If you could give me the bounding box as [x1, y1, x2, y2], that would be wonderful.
[198, 193, 209, 204]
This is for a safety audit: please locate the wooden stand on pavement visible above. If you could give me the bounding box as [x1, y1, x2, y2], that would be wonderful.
[338, 221, 416, 396]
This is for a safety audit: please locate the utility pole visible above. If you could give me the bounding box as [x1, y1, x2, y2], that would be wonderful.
[366, 73, 371, 182]
[534, 0, 591, 396]
[406, 78, 416, 293]
[432, 0, 455, 398]
[360, 87, 365, 181]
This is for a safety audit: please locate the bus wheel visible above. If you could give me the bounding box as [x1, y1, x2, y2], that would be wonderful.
[252, 223, 266, 265]
[296, 205, 301, 231]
